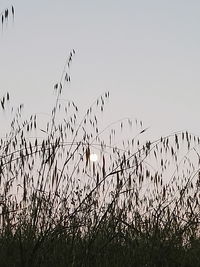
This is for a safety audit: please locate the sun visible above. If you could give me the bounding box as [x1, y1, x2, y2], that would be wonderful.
[90, 153, 98, 162]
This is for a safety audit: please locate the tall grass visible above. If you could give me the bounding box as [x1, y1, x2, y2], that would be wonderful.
[0, 52, 200, 267]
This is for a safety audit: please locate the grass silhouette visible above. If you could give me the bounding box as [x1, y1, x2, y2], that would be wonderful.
[0, 52, 200, 267]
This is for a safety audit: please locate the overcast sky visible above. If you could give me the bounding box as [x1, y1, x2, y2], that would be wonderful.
[0, 0, 200, 139]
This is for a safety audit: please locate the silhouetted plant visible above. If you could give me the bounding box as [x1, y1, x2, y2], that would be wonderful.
[0, 52, 200, 267]
[1, 5, 14, 31]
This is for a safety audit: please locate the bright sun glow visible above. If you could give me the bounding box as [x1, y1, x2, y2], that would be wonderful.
[90, 153, 98, 162]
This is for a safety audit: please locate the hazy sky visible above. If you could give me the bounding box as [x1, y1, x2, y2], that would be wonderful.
[1, 0, 200, 139]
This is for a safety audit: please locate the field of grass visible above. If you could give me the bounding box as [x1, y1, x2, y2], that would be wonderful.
[0, 52, 200, 267]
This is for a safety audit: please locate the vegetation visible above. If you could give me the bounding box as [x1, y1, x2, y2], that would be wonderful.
[0, 52, 199, 267]
[0, 5, 14, 31]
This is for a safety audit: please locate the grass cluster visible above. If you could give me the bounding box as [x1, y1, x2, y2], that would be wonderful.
[0, 52, 200, 267]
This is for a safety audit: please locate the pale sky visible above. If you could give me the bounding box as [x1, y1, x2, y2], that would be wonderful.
[1, 0, 200, 139]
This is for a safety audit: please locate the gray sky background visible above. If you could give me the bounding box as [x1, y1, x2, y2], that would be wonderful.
[0, 0, 200, 139]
